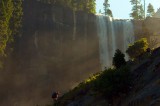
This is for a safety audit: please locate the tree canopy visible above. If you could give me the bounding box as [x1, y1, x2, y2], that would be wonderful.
[0, 0, 22, 60]
[0, 0, 13, 56]
[39, 0, 96, 14]
[126, 38, 149, 60]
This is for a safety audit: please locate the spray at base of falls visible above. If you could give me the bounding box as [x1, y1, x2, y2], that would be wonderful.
[97, 15, 135, 70]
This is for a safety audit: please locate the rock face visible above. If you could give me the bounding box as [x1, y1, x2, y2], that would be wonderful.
[0, 1, 100, 106]
[121, 48, 160, 106]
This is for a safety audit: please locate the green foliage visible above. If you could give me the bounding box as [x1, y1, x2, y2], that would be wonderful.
[126, 38, 149, 60]
[55, 65, 132, 105]
[39, 0, 96, 14]
[106, 9, 113, 17]
[55, 66, 132, 105]
[0, 0, 13, 56]
[95, 66, 132, 98]
[130, 0, 144, 19]
[0, 0, 22, 65]
[76, 66, 132, 97]
[147, 3, 155, 17]
[10, 0, 23, 36]
[113, 49, 126, 69]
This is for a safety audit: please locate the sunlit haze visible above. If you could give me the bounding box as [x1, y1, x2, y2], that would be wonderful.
[96, 0, 160, 19]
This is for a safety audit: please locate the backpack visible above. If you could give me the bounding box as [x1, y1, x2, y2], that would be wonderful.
[52, 92, 58, 99]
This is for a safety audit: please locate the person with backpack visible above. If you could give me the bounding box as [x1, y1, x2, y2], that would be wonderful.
[52, 91, 59, 101]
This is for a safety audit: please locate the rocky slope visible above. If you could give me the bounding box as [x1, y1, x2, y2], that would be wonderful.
[55, 47, 160, 106]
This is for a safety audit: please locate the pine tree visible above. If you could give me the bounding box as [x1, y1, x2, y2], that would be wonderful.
[103, 0, 108, 15]
[130, 0, 144, 19]
[139, 4, 144, 19]
[147, 3, 155, 17]
[113, 49, 126, 69]
[103, 0, 113, 17]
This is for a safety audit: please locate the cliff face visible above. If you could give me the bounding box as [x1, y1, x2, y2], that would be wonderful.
[133, 17, 160, 39]
[1, 1, 100, 105]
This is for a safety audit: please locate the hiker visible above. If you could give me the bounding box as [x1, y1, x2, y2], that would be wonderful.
[52, 91, 59, 101]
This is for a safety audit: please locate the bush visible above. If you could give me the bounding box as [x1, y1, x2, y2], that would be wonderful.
[94, 66, 132, 98]
[126, 38, 149, 60]
[113, 49, 126, 69]
[55, 66, 132, 105]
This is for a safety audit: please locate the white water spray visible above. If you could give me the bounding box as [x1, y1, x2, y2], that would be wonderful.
[97, 16, 110, 69]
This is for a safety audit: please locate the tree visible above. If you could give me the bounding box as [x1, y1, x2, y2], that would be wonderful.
[0, 0, 22, 68]
[95, 66, 132, 100]
[130, 0, 144, 19]
[113, 49, 126, 69]
[103, 0, 109, 15]
[126, 38, 149, 60]
[139, 4, 144, 19]
[39, 0, 96, 14]
[147, 3, 155, 17]
[106, 9, 113, 17]
[103, 0, 113, 17]
[0, 0, 13, 56]
[10, 0, 23, 36]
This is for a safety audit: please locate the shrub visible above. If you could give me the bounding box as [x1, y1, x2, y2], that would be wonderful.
[94, 66, 132, 98]
[126, 38, 149, 60]
[55, 66, 132, 105]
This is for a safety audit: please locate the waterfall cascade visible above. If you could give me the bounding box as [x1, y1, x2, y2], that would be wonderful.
[97, 15, 135, 70]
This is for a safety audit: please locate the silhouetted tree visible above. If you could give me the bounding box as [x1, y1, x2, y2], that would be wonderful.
[113, 49, 126, 69]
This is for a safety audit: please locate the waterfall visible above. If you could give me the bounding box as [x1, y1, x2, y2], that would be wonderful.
[122, 20, 135, 60]
[97, 16, 110, 69]
[97, 15, 135, 70]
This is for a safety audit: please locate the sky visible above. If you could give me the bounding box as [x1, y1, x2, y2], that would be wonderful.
[96, 0, 160, 19]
